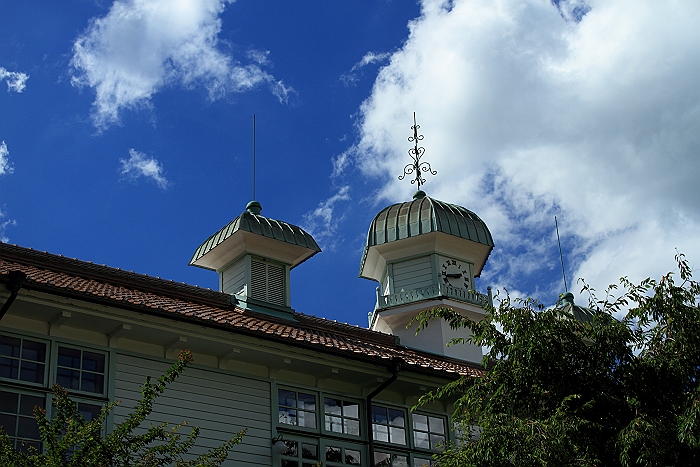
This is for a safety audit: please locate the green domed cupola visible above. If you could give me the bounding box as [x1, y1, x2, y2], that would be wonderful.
[360, 115, 495, 364]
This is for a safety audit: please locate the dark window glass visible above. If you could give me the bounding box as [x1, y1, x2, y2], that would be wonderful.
[0, 391, 18, 412]
[0, 336, 20, 358]
[56, 347, 106, 394]
[77, 403, 102, 422]
[279, 389, 297, 408]
[324, 398, 361, 436]
[0, 337, 46, 385]
[0, 391, 45, 451]
[57, 347, 81, 368]
[326, 446, 342, 462]
[57, 367, 80, 390]
[0, 413, 16, 436]
[345, 449, 361, 465]
[301, 443, 318, 460]
[372, 405, 406, 445]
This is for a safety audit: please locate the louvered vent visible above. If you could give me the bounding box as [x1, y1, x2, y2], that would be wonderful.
[250, 259, 267, 301]
[267, 263, 285, 306]
[249, 258, 286, 306]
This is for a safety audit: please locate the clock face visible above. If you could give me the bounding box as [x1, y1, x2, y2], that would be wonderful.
[441, 259, 470, 289]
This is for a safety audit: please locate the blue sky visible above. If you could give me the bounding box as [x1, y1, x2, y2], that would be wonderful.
[1, 0, 699, 327]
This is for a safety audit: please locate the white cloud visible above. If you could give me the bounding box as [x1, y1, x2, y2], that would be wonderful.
[70, 0, 293, 129]
[341, 51, 393, 87]
[302, 186, 351, 249]
[120, 149, 169, 189]
[0, 141, 13, 176]
[345, 0, 700, 302]
[0, 67, 29, 93]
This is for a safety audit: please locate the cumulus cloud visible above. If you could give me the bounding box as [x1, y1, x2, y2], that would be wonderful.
[302, 186, 351, 249]
[0, 141, 13, 176]
[70, 0, 293, 129]
[0, 67, 29, 93]
[344, 0, 700, 302]
[120, 149, 169, 189]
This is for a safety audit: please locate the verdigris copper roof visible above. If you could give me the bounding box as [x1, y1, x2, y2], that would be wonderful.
[189, 201, 320, 267]
[558, 292, 595, 323]
[360, 191, 494, 274]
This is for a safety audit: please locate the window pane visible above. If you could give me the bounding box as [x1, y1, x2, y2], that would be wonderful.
[279, 407, 297, 425]
[413, 414, 428, 431]
[19, 395, 43, 417]
[429, 416, 445, 435]
[57, 347, 81, 369]
[0, 413, 17, 436]
[375, 452, 391, 467]
[298, 393, 316, 412]
[326, 415, 342, 433]
[388, 409, 404, 427]
[0, 357, 19, 379]
[326, 446, 342, 462]
[343, 402, 359, 419]
[81, 372, 104, 394]
[0, 336, 20, 358]
[81, 352, 105, 373]
[279, 389, 297, 408]
[57, 368, 80, 390]
[301, 443, 318, 460]
[325, 398, 341, 415]
[17, 417, 40, 440]
[77, 403, 102, 422]
[372, 406, 388, 424]
[345, 449, 361, 465]
[373, 423, 389, 442]
[21, 341, 46, 363]
[389, 427, 406, 445]
[19, 362, 44, 384]
[430, 434, 445, 449]
[284, 440, 298, 456]
[0, 391, 18, 412]
[414, 431, 430, 449]
[299, 410, 316, 428]
[393, 455, 408, 467]
[282, 461, 299, 467]
[345, 418, 360, 436]
[414, 459, 434, 467]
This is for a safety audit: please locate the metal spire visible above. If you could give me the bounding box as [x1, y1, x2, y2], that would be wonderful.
[398, 112, 436, 190]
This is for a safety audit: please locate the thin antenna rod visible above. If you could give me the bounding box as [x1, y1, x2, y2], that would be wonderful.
[555, 215, 568, 292]
[252, 114, 256, 201]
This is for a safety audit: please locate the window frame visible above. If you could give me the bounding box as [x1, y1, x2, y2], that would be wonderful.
[275, 433, 367, 467]
[51, 342, 109, 398]
[0, 387, 48, 453]
[0, 334, 50, 388]
[370, 404, 407, 447]
[411, 412, 447, 452]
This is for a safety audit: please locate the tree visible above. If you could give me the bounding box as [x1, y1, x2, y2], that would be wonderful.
[413, 253, 700, 467]
[0, 350, 246, 467]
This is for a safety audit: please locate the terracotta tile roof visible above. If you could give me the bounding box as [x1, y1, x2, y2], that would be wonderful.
[0, 243, 485, 378]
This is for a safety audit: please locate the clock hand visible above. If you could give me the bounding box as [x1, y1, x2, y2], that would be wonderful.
[446, 273, 462, 278]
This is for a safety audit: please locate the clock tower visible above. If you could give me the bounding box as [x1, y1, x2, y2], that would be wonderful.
[360, 116, 494, 364]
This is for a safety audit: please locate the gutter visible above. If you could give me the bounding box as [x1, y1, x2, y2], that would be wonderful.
[0, 271, 26, 322]
[366, 358, 402, 467]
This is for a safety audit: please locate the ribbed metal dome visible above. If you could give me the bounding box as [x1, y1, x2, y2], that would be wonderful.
[189, 201, 320, 269]
[360, 191, 494, 276]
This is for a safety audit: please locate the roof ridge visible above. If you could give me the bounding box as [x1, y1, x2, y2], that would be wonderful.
[0, 243, 231, 308]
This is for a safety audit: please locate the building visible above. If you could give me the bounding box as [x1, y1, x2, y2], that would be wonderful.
[0, 189, 495, 467]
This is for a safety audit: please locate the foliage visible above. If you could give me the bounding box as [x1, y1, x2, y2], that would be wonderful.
[412, 253, 700, 467]
[0, 350, 246, 467]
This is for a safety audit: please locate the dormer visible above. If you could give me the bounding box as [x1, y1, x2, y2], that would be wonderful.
[189, 201, 320, 319]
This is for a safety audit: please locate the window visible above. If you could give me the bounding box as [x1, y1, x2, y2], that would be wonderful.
[279, 389, 317, 428]
[0, 390, 45, 452]
[374, 451, 408, 467]
[324, 397, 360, 436]
[0, 335, 47, 385]
[371, 405, 406, 445]
[413, 457, 436, 467]
[56, 346, 106, 395]
[0, 333, 109, 454]
[325, 444, 362, 466]
[412, 414, 446, 450]
[279, 439, 320, 467]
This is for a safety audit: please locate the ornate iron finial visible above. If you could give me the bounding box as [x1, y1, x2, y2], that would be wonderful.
[398, 112, 436, 190]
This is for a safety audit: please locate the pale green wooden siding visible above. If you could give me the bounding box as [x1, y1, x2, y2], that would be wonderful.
[392, 256, 433, 292]
[113, 353, 271, 466]
[222, 259, 246, 296]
